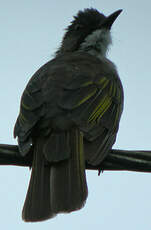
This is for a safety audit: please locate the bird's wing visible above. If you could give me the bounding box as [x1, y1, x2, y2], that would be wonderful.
[59, 72, 123, 164]
[14, 64, 48, 155]
[59, 73, 123, 133]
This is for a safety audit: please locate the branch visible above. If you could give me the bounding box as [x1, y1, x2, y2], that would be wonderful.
[0, 144, 151, 173]
[87, 149, 151, 173]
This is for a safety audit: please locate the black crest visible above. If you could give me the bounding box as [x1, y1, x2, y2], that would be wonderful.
[66, 8, 106, 35]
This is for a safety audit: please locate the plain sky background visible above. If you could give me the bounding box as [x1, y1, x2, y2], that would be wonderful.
[1, 0, 151, 229]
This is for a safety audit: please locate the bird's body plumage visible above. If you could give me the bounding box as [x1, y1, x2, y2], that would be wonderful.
[14, 8, 123, 221]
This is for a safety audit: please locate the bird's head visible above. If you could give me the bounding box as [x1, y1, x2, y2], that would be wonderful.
[56, 8, 122, 58]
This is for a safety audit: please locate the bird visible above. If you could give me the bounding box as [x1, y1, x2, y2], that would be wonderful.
[14, 8, 124, 222]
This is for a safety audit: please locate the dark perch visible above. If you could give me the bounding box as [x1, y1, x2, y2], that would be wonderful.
[0, 144, 151, 173]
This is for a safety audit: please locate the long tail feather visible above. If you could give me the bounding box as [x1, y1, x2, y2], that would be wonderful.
[22, 138, 54, 222]
[50, 129, 88, 213]
[22, 128, 88, 222]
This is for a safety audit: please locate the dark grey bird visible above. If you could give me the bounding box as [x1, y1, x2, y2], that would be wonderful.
[14, 8, 124, 222]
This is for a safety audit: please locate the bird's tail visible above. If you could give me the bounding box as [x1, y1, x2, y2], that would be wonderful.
[22, 129, 88, 222]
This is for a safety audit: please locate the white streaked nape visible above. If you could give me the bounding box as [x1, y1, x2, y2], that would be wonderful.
[80, 29, 112, 59]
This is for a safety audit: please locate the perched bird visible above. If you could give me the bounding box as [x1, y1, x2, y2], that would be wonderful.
[14, 8, 124, 222]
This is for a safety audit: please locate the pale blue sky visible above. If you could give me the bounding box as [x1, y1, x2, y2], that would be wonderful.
[1, 0, 151, 229]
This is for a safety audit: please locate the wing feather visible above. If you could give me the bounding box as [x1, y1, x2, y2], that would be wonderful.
[59, 73, 123, 164]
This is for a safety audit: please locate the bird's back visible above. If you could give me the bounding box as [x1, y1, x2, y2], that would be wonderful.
[14, 51, 123, 165]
